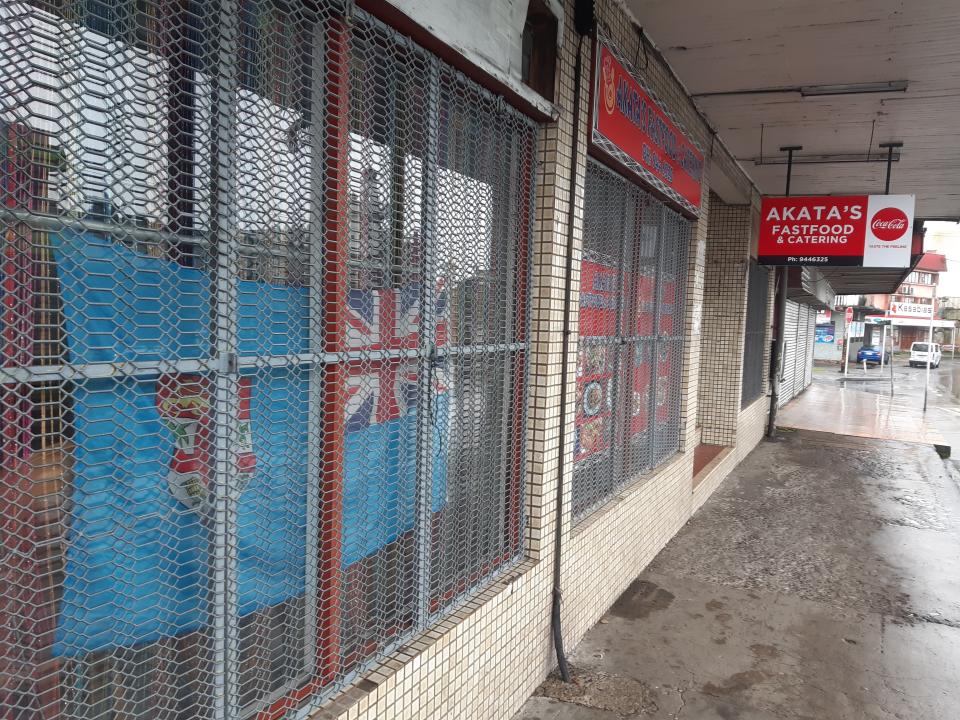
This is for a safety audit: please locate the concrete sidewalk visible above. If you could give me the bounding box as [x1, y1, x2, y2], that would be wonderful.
[515, 429, 960, 719]
[778, 361, 960, 450]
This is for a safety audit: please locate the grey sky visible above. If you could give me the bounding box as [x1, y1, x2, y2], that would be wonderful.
[924, 221, 960, 297]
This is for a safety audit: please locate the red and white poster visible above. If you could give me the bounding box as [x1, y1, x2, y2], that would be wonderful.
[579, 261, 620, 336]
[575, 345, 613, 462]
[592, 42, 704, 215]
[758, 194, 914, 267]
[575, 261, 619, 462]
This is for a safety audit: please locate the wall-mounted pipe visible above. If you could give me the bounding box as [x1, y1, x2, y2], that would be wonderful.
[551, 0, 594, 681]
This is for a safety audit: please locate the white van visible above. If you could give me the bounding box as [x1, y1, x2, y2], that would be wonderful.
[909, 342, 942, 368]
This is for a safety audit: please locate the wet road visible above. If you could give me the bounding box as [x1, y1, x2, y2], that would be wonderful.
[778, 358, 960, 451]
[516, 429, 960, 720]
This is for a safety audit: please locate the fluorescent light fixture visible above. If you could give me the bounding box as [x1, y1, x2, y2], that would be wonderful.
[800, 80, 908, 97]
[693, 80, 909, 98]
[752, 151, 901, 165]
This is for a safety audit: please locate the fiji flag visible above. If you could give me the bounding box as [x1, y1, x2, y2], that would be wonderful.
[47, 231, 449, 657]
[395, 279, 449, 347]
[344, 360, 420, 432]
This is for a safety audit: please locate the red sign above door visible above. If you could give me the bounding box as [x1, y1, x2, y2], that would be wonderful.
[591, 41, 704, 215]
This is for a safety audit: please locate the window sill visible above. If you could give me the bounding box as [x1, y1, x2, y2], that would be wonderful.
[571, 451, 689, 537]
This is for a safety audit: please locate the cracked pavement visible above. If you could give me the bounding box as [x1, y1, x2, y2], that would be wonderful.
[515, 428, 960, 719]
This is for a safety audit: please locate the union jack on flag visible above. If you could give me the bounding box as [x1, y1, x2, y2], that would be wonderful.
[344, 282, 450, 432]
[346, 289, 381, 350]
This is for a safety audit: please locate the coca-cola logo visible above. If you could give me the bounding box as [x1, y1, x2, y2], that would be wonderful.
[871, 207, 909, 241]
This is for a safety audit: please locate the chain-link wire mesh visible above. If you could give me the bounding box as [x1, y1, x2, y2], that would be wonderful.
[572, 160, 689, 521]
[0, 2, 536, 718]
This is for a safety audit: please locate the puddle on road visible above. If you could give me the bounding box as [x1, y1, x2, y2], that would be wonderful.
[609, 580, 676, 620]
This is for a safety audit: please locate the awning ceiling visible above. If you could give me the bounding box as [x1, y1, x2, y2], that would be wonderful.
[784, 265, 913, 302]
[626, 0, 960, 220]
[817, 266, 913, 295]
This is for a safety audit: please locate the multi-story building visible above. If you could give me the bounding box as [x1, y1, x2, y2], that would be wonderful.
[865, 253, 951, 348]
[867, 252, 945, 313]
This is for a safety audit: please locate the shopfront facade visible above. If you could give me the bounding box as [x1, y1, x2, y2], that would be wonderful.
[0, 2, 775, 720]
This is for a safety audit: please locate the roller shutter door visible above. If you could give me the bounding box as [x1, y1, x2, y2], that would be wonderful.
[779, 300, 800, 406]
[792, 305, 807, 399]
[804, 309, 815, 388]
[795, 305, 812, 397]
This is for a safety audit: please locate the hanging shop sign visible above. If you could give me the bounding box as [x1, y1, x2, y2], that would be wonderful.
[591, 41, 704, 215]
[758, 194, 915, 267]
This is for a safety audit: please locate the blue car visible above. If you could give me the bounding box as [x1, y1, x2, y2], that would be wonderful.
[856, 345, 890, 365]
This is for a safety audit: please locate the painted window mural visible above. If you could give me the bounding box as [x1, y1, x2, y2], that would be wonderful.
[0, 2, 536, 719]
[572, 160, 689, 520]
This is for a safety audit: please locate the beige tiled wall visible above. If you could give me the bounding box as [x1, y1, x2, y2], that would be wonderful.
[697, 196, 753, 446]
[306, 1, 774, 719]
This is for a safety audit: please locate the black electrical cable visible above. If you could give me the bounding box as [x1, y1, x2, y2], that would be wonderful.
[551, 31, 586, 685]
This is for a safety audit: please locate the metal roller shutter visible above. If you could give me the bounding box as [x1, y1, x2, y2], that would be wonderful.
[788, 305, 807, 398]
[804, 309, 816, 388]
[795, 305, 811, 398]
[779, 300, 800, 407]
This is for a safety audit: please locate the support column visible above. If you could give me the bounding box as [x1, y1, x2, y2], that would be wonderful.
[697, 195, 753, 446]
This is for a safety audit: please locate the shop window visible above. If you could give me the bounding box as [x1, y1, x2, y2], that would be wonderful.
[0, 3, 536, 720]
[572, 160, 689, 521]
[741, 260, 769, 408]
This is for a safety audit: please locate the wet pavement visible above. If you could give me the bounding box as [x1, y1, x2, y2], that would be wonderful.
[778, 358, 960, 450]
[515, 425, 960, 719]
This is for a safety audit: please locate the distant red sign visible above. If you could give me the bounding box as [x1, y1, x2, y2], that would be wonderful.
[758, 194, 915, 267]
[591, 42, 704, 214]
[845, 307, 854, 324]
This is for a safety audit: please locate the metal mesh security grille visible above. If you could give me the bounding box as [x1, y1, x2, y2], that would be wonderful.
[0, 2, 536, 719]
[741, 260, 769, 408]
[572, 160, 688, 521]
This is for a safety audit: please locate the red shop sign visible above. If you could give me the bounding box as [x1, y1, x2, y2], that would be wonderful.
[591, 41, 704, 215]
[758, 194, 915, 267]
